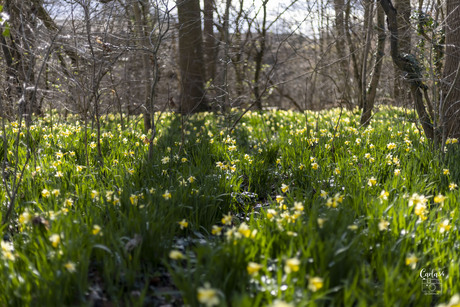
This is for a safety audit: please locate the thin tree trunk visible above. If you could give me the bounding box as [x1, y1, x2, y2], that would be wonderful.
[345, 0, 362, 108]
[132, 1, 152, 132]
[254, 0, 268, 110]
[361, 5, 385, 126]
[333, 0, 350, 103]
[203, 0, 216, 82]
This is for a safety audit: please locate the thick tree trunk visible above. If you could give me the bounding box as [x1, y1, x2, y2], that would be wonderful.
[379, 0, 434, 140]
[393, 0, 412, 105]
[177, 0, 208, 114]
[442, 0, 460, 139]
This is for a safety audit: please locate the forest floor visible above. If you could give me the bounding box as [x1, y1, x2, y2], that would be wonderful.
[0, 106, 459, 306]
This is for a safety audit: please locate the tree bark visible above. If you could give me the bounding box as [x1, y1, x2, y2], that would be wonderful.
[203, 0, 216, 82]
[442, 0, 460, 138]
[4, 0, 40, 120]
[333, 0, 350, 103]
[392, 0, 412, 105]
[345, 0, 363, 108]
[177, 0, 208, 114]
[379, 0, 434, 140]
[132, 1, 153, 131]
[361, 5, 386, 126]
[253, 0, 268, 110]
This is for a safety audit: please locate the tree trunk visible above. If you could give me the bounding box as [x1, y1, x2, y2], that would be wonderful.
[442, 0, 460, 138]
[392, 0, 411, 105]
[333, 0, 350, 103]
[203, 0, 216, 82]
[361, 5, 385, 126]
[345, 0, 363, 108]
[379, 0, 434, 140]
[253, 0, 268, 110]
[132, 1, 153, 132]
[4, 0, 40, 121]
[177, 0, 208, 114]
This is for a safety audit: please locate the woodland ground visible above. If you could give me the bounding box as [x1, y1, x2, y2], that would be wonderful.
[0, 106, 460, 306]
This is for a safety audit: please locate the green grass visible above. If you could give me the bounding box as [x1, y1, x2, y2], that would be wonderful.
[0, 107, 459, 306]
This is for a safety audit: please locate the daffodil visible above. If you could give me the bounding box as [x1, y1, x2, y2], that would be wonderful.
[169, 250, 185, 260]
[64, 261, 77, 273]
[178, 219, 188, 229]
[379, 190, 389, 200]
[129, 194, 138, 205]
[1, 240, 15, 261]
[19, 210, 31, 224]
[368, 177, 377, 186]
[387, 142, 396, 150]
[211, 225, 222, 235]
[275, 195, 284, 204]
[439, 219, 451, 233]
[92, 225, 102, 236]
[294, 201, 304, 211]
[197, 283, 220, 307]
[320, 190, 328, 199]
[284, 258, 300, 274]
[378, 219, 390, 231]
[317, 218, 326, 228]
[408, 193, 428, 207]
[237, 223, 251, 238]
[281, 183, 289, 193]
[414, 202, 428, 220]
[162, 190, 172, 200]
[49, 234, 61, 248]
[434, 194, 447, 204]
[42, 189, 51, 198]
[91, 190, 99, 200]
[247, 262, 263, 276]
[266, 209, 277, 220]
[405, 254, 418, 269]
[64, 198, 74, 207]
[308, 276, 324, 292]
[348, 224, 358, 231]
[221, 213, 232, 225]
